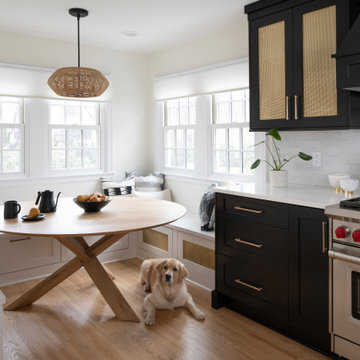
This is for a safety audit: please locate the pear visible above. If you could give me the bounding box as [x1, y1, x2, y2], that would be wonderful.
[28, 207, 40, 219]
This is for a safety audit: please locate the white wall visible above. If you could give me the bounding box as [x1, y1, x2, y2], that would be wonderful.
[0, 31, 150, 202]
[149, 22, 249, 212]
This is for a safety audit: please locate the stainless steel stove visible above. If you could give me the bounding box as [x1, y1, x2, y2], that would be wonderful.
[325, 199, 360, 360]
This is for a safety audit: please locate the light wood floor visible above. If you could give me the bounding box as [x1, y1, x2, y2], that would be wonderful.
[1, 258, 330, 360]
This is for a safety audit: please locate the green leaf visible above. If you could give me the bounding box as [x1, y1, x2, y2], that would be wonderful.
[298, 152, 312, 161]
[267, 128, 281, 141]
[250, 159, 261, 170]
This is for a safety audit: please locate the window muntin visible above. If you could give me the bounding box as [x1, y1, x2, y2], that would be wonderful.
[49, 101, 100, 171]
[164, 97, 195, 170]
[0, 98, 23, 174]
[213, 90, 254, 176]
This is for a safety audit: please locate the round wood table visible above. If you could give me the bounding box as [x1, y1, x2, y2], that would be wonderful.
[0, 196, 186, 322]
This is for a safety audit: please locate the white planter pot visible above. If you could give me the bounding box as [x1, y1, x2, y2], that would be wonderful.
[270, 170, 288, 187]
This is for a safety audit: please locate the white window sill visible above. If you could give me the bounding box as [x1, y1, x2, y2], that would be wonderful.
[0, 171, 113, 187]
[162, 171, 258, 186]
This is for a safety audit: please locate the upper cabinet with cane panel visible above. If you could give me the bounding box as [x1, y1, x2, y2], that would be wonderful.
[245, 0, 360, 131]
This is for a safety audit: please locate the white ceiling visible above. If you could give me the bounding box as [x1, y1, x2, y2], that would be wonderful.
[0, 0, 254, 53]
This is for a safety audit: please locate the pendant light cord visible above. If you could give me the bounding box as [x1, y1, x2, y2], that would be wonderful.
[77, 14, 80, 67]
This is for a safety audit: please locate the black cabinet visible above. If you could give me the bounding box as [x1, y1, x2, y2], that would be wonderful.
[289, 206, 330, 352]
[213, 193, 330, 354]
[245, 0, 360, 131]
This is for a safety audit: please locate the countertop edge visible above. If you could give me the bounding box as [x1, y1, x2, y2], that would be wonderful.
[214, 186, 342, 210]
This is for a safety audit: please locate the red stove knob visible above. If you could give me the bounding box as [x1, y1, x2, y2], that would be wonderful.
[352, 230, 360, 243]
[335, 226, 349, 239]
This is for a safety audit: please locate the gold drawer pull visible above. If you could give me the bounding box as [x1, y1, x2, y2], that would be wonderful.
[285, 96, 290, 120]
[234, 206, 263, 214]
[10, 237, 31, 243]
[234, 279, 263, 292]
[234, 238, 262, 248]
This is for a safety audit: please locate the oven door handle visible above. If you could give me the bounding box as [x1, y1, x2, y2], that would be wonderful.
[329, 250, 360, 266]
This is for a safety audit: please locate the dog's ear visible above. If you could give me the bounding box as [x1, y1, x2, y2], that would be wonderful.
[178, 263, 189, 283]
[156, 260, 166, 274]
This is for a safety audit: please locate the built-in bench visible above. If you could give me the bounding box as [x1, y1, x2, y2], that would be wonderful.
[137, 212, 215, 290]
[0, 290, 5, 360]
[167, 213, 215, 241]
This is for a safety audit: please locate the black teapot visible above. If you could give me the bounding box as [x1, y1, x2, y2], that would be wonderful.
[35, 190, 61, 213]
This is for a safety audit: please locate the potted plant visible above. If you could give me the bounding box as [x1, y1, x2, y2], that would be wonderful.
[250, 128, 312, 187]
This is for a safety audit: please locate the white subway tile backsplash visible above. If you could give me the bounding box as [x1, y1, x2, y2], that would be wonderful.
[276, 130, 360, 186]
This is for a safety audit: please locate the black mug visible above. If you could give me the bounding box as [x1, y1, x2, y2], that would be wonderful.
[4, 200, 21, 219]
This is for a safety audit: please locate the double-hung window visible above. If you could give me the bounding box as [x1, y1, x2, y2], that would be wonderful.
[212, 89, 254, 176]
[164, 97, 196, 170]
[154, 60, 264, 181]
[156, 89, 260, 180]
[0, 97, 23, 174]
[49, 101, 100, 171]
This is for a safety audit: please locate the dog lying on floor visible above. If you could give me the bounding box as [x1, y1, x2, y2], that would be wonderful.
[139, 258, 205, 325]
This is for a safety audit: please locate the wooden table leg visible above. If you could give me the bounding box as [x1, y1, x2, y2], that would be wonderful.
[74, 236, 116, 279]
[5, 232, 137, 322]
[83, 256, 139, 322]
[5, 257, 83, 311]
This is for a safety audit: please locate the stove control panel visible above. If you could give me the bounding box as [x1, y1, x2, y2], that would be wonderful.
[333, 219, 360, 246]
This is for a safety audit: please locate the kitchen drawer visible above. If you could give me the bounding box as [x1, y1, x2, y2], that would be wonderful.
[0, 234, 60, 274]
[216, 216, 288, 272]
[61, 234, 129, 261]
[216, 194, 289, 229]
[216, 254, 288, 324]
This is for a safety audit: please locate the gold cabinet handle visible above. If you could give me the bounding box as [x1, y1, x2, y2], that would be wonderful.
[234, 279, 263, 292]
[285, 96, 290, 120]
[235, 238, 262, 248]
[294, 95, 300, 120]
[322, 221, 328, 253]
[10, 237, 31, 243]
[234, 206, 263, 214]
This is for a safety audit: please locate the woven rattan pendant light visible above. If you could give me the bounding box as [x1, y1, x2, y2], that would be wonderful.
[48, 8, 109, 98]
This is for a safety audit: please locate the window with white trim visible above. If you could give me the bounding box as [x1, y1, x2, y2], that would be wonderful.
[49, 101, 100, 171]
[0, 97, 23, 174]
[212, 89, 254, 176]
[156, 89, 260, 180]
[164, 97, 196, 170]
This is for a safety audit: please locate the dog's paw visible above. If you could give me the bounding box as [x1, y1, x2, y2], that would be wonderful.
[194, 311, 205, 320]
[144, 284, 151, 292]
[144, 315, 155, 326]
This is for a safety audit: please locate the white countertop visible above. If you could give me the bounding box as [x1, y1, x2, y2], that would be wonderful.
[215, 183, 359, 209]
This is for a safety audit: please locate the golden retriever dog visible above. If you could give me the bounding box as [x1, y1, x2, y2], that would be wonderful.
[139, 258, 205, 325]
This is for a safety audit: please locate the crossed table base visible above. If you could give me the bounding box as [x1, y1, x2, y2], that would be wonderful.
[5, 232, 139, 322]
